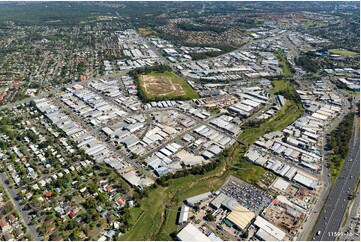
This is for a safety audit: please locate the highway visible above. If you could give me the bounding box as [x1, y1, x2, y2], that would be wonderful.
[338, 186, 360, 241]
[312, 116, 360, 241]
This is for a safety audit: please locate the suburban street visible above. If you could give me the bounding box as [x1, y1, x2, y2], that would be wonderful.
[0, 173, 41, 241]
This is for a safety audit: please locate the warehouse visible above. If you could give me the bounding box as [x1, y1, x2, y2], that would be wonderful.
[253, 216, 286, 241]
[121, 135, 140, 148]
[177, 203, 190, 225]
[101, 127, 114, 137]
[185, 192, 212, 207]
[284, 167, 297, 180]
[210, 192, 228, 209]
[272, 178, 290, 192]
[292, 173, 318, 189]
[221, 196, 240, 211]
[177, 223, 211, 241]
[225, 205, 255, 231]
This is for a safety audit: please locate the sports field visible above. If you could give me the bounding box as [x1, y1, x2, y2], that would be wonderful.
[138, 71, 199, 101]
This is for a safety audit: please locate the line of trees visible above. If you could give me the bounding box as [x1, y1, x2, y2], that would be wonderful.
[128, 64, 172, 78]
[295, 55, 320, 73]
[274, 83, 301, 103]
[157, 149, 230, 186]
[326, 112, 354, 158]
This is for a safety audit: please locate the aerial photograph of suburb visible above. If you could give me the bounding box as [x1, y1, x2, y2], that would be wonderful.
[0, 1, 359, 241]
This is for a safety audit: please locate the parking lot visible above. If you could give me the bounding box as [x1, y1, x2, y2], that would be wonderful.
[220, 176, 274, 214]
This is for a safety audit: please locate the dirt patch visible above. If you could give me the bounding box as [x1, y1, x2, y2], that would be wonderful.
[139, 74, 186, 97]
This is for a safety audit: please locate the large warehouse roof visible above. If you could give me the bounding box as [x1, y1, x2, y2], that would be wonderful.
[177, 223, 211, 241]
[210, 192, 228, 209]
[293, 173, 318, 189]
[253, 216, 286, 241]
[186, 192, 212, 207]
[226, 205, 255, 230]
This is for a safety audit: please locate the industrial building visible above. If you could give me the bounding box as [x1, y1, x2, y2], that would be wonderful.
[253, 216, 286, 241]
[176, 223, 211, 241]
[177, 203, 189, 225]
[185, 192, 212, 207]
[225, 205, 255, 231]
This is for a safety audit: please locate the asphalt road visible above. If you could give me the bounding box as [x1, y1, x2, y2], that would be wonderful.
[338, 186, 360, 241]
[312, 116, 360, 241]
[0, 173, 41, 241]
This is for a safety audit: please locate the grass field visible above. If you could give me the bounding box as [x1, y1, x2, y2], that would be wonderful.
[138, 27, 157, 37]
[138, 71, 199, 101]
[329, 49, 359, 57]
[275, 51, 294, 78]
[270, 80, 289, 94]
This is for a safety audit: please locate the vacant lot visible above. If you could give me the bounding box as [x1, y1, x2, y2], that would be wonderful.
[139, 71, 199, 101]
[138, 27, 157, 36]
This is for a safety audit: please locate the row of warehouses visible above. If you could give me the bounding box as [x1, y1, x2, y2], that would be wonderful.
[60, 86, 128, 127]
[246, 146, 318, 190]
[89, 78, 142, 111]
[229, 87, 270, 117]
[245, 99, 342, 190]
[115, 29, 161, 70]
[35, 98, 154, 190]
[179, 49, 283, 80]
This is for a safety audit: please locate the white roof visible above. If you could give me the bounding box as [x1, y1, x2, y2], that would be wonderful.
[177, 223, 211, 241]
[272, 178, 290, 191]
[293, 173, 318, 189]
[253, 216, 286, 241]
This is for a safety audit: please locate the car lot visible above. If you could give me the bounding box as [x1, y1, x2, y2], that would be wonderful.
[220, 177, 274, 214]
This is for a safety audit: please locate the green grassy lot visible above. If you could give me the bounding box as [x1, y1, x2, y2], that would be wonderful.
[329, 49, 359, 57]
[138, 71, 199, 101]
[233, 160, 268, 184]
[275, 51, 294, 78]
[138, 27, 157, 36]
[270, 80, 289, 94]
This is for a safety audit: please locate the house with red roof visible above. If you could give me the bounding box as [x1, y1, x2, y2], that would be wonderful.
[8, 214, 17, 224]
[45, 225, 55, 233]
[0, 218, 11, 233]
[45, 191, 52, 197]
[69, 212, 77, 219]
